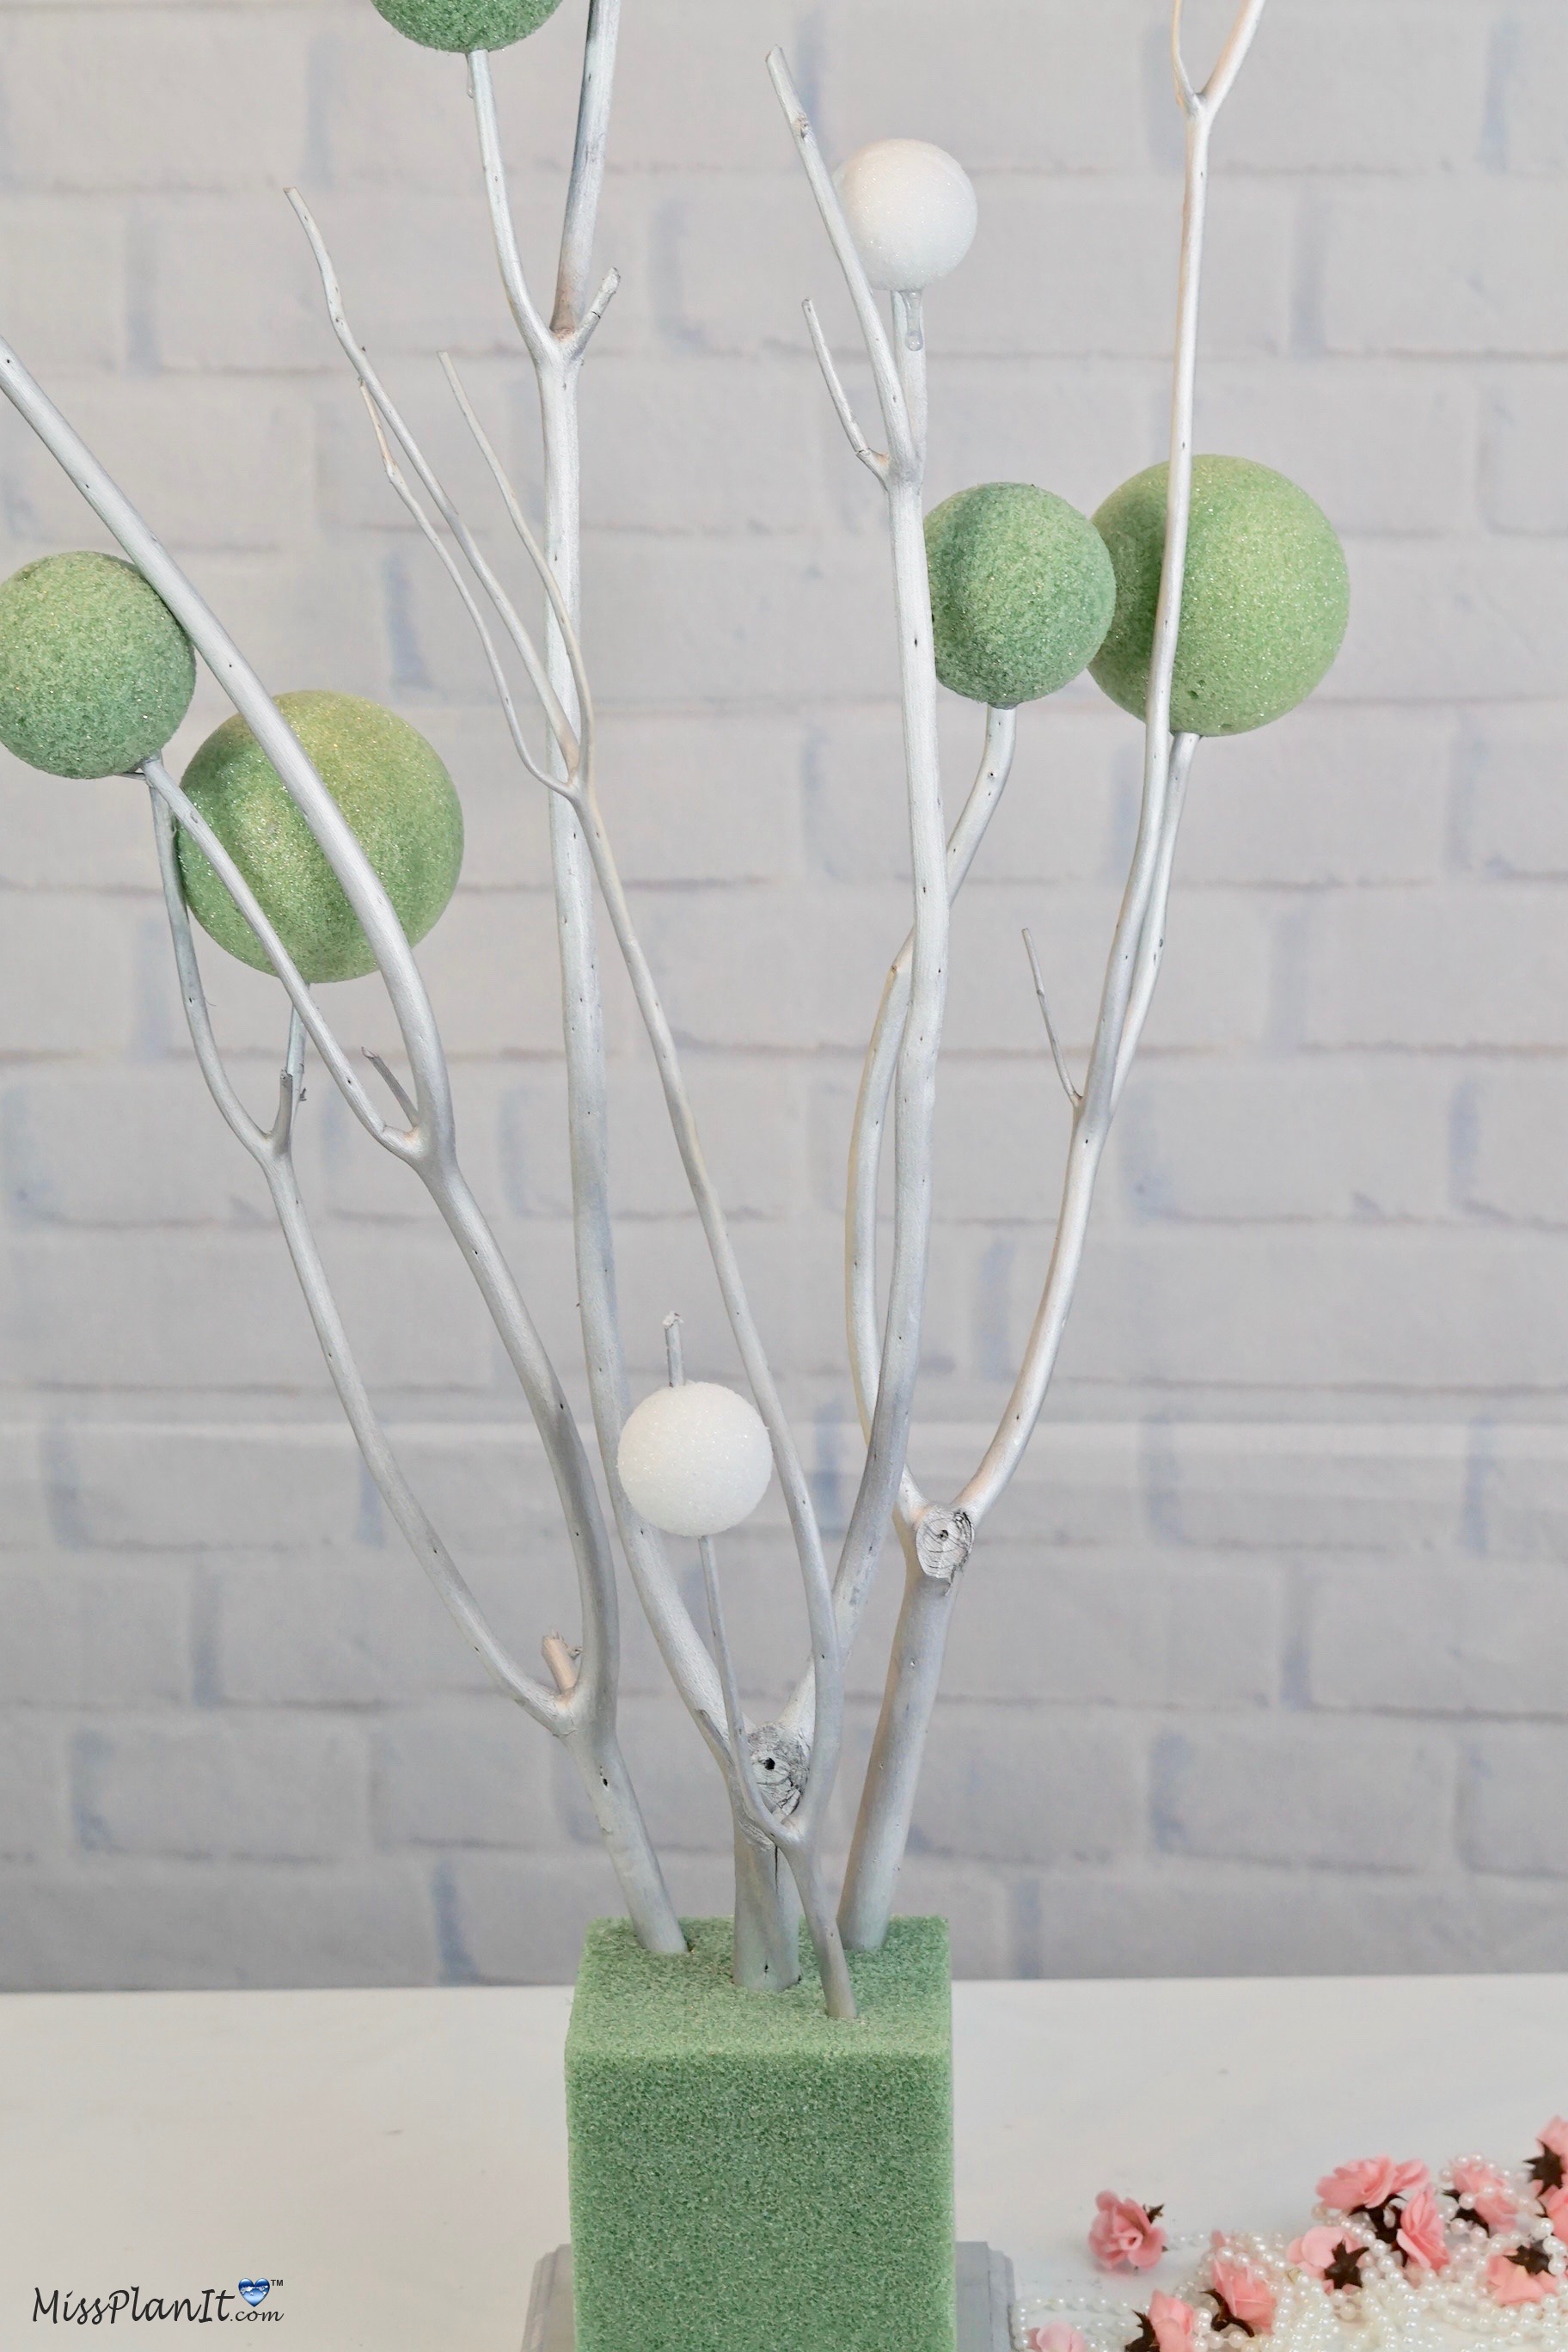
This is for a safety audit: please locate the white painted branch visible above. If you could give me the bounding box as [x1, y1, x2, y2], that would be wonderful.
[1112, 733, 1197, 1111]
[460, 36, 856, 2005]
[148, 794, 683, 1952]
[457, 44, 764, 1784]
[0, 339, 452, 1155]
[836, 0, 1268, 1947]
[141, 760, 408, 1160]
[845, 706, 1018, 1532]
[698, 1534, 775, 1848]
[1175, 0, 1271, 117]
[288, 197, 579, 767]
[766, 49, 913, 478]
[838, 1548, 957, 1952]
[413, 346, 854, 1898]
[955, 0, 1267, 1531]
[1023, 928, 1083, 1111]
[769, 58, 953, 1754]
[0, 325, 698, 1955]
[361, 395, 560, 793]
[801, 299, 885, 478]
[551, 0, 623, 339]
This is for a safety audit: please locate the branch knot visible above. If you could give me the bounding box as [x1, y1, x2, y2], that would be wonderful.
[915, 1507, 972, 1583]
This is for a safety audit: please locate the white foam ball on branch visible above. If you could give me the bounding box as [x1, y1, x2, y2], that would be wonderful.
[616, 1381, 774, 1540]
[834, 138, 978, 291]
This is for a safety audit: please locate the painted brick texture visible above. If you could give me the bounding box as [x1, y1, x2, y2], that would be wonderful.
[1, 0, 1565, 1988]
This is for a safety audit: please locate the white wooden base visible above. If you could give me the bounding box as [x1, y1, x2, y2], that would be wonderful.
[523, 2241, 1016, 2352]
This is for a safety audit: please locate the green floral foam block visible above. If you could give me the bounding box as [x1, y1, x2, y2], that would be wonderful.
[566, 1915, 956, 2352]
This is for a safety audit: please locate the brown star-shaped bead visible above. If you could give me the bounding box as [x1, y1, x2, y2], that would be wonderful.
[1325, 2243, 1367, 2292]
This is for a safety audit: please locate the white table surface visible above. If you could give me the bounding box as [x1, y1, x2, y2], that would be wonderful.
[2, 1975, 1562, 2349]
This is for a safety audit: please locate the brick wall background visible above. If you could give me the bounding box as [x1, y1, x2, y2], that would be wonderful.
[2, 0, 1567, 1989]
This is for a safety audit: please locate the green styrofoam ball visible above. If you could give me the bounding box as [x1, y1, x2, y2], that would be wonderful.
[925, 483, 1116, 708]
[1090, 455, 1351, 736]
[0, 551, 195, 779]
[370, 0, 566, 52]
[176, 689, 464, 984]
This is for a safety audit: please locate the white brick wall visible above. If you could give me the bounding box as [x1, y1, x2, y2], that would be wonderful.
[2, 0, 1567, 1988]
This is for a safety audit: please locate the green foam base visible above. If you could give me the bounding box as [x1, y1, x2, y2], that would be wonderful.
[566, 1916, 956, 2352]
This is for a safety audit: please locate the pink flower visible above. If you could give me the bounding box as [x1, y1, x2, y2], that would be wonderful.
[1450, 2159, 1517, 2234]
[1147, 2294, 1196, 2352]
[1208, 2241, 1277, 2335]
[1288, 2228, 1363, 2288]
[1542, 2121, 1568, 2165]
[1026, 2330, 1088, 2352]
[1546, 2188, 1568, 2245]
[1396, 2187, 1450, 2274]
[1091, 2192, 1167, 2273]
[1488, 2251, 1558, 2308]
[1316, 2157, 1429, 2214]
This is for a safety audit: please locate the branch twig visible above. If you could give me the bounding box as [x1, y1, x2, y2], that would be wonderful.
[1022, 928, 1082, 1110]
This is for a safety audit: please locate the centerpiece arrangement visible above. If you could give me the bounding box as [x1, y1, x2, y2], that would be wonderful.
[0, 0, 1347, 2343]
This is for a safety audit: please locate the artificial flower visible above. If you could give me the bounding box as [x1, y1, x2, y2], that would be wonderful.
[1487, 2247, 1558, 2307]
[1545, 2186, 1568, 2245]
[1127, 2294, 1196, 2352]
[1449, 2159, 1517, 2234]
[1288, 2226, 1365, 2288]
[1026, 2330, 1089, 2352]
[1315, 2157, 1428, 2215]
[1207, 2241, 1277, 2336]
[1091, 2192, 1167, 2273]
[1396, 2186, 1451, 2273]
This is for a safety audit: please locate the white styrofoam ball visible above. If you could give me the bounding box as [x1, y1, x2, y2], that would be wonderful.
[835, 138, 978, 292]
[616, 1381, 774, 1540]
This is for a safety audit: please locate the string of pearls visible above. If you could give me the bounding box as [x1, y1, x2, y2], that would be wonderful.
[1014, 2162, 1568, 2352]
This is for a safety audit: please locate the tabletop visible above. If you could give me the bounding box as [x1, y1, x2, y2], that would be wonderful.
[2, 1973, 1563, 2349]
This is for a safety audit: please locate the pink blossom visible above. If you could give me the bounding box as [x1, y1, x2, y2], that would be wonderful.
[1026, 2329, 1088, 2352]
[1208, 2241, 1277, 2335]
[1396, 2187, 1451, 2274]
[1450, 2159, 1517, 2233]
[1147, 2293, 1196, 2352]
[1545, 2189, 1568, 2245]
[1487, 2252, 1558, 2308]
[1091, 2193, 1167, 2273]
[1289, 2228, 1346, 2276]
[1541, 2121, 1568, 2165]
[1315, 2157, 1429, 2214]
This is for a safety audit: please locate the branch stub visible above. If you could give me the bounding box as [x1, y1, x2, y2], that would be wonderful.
[915, 1507, 972, 1583]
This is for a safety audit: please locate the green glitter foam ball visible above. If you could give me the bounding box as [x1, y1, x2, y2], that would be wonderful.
[0, 551, 196, 780]
[1089, 455, 1351, 736]
[176, 689, 464, 985]
[926, 482, 1117, 708]
[370, 0, 566, 52]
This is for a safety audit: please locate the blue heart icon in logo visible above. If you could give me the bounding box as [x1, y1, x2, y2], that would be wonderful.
[237, 2281, 270, 2307]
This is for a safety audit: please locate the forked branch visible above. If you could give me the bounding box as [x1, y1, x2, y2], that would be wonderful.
[837, 0, 1270, 1948]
